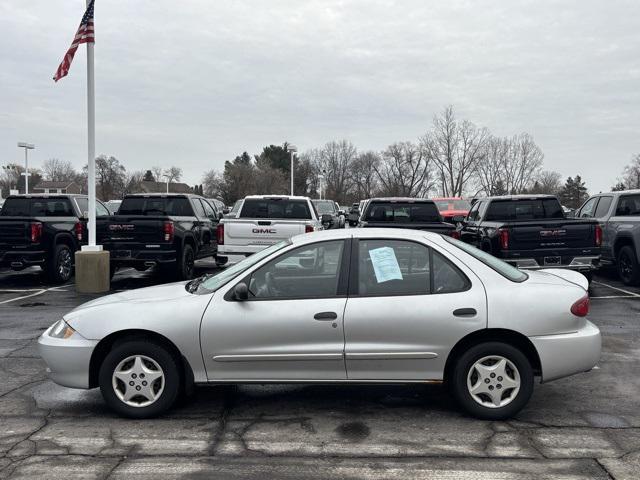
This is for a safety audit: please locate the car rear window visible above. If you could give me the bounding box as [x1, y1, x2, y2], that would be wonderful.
[240, 199, 312, 219]
[485, 199, 564, 221]
[313, 201, 336, 215]
[118, 197, 194, 216]
[364, 202, 442, 222]
[434, 199, 471, 211]
[0, 198, 74, 217]
[443, 236, 528, 283]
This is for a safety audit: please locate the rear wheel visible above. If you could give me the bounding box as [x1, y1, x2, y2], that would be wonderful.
[98, 340, 180, 418]
[177, 244, 195, 280]
[617, 246, 640, 285]
[451, 342, 533, 420]
[46, 244, 73, 284]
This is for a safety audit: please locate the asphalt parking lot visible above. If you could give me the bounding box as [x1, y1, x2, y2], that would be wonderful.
[0, 264, 639, 479]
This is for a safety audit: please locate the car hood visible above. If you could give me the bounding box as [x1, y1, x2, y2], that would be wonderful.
[527, 269, 589, 291]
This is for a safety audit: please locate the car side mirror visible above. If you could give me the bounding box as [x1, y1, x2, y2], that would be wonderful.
[234, 282, 249, 301]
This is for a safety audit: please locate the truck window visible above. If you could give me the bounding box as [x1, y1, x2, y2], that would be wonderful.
[485, 199, 564, 221]
[594, 196, 613, 218]
[0, 198, 73, 217]
[577, 197, 598, 218]
[118, 197, 194, 216]
[615, 194, 640, 216]
[364, 202, 441, 223]
[239, 199, 311, 219]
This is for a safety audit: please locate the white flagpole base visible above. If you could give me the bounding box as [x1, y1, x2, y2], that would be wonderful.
[81, 245, 103, 252]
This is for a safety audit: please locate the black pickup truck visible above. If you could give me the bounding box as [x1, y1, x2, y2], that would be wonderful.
[357, 198, 458, 236]
[97, 194, 221, 280]
[0, 194, 111, 283]
[459, 195, 601, 277]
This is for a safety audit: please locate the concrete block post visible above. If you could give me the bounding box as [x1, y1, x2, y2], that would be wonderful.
[75, 250, 110, 293]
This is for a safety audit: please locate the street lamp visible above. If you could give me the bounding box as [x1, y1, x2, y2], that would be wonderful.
[162, 173, 171, 193]
[17, 142, 35, 194]
[288, 144, 297, 195]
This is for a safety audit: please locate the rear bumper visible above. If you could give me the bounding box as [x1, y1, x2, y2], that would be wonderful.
[0, 250, 46, 269]
[505, 256, 600, 272]
[103, 245, 177, 267]
[529, 320, 601, 383]
[218, 244, 269, 257]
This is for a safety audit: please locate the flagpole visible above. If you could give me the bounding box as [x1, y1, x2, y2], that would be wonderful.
[84, 0, 98, 251]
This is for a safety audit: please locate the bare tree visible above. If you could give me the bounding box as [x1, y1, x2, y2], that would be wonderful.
[350, 151, 380, 200]
[202, 170, 224, 198]
[150, 166, 164, 183]
[421, 106, 489, 196]
[123, 170, 145, 195]
[42, 158, 77, 182]
[313, 140, 357, 204]
[165, 166, 183, 183]
[532, 170, 563, 195]
[622, 153, 640, 189]
[476, 136, 510, 196]
[376, 141, 435, 197]
[502, 133, 544, 194]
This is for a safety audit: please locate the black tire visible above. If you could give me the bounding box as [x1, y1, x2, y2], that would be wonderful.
[177, 244, 195, 280]
[46, 244, 74, 284]
[450, 342, 534, 420]
[98, 340, 181, 418]
[617, 246, 640, 286]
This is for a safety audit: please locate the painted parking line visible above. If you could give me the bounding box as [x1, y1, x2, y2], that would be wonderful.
[591, 295, 640, 299]
[0, 285, 69, 305]
[592, 281, 640, 297]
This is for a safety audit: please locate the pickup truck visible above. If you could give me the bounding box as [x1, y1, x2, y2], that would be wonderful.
[574, 190, 640, 284]
[96, 194, 220, 280]
[312, 199, 345, 229]
[357, 198, 458, 236]
[0, 194, 111, 283]
[347, 202, 362, 227]
[217, 195, 323, 265]
[459, 195, 601, 278]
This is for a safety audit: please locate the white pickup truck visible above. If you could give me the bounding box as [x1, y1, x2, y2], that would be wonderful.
[216, 195, 325, 266]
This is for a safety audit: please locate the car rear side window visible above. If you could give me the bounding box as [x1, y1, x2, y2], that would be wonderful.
[240, 199, 311, 219]
[118, 197, 194, 216]
[615, 194, 640, 216]
[432, 250, 471, 293]
[364, 202, 441, 223]
[594, 196, 613, 218]
[485, 199, 564, 221]
[0, 198, 73, 217]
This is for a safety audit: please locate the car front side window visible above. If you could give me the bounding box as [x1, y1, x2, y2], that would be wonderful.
[248, 240, 345, 300]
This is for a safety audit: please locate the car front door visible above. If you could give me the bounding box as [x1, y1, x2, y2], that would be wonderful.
[343, 238, 487, 381]
[200, 239, 350, 381]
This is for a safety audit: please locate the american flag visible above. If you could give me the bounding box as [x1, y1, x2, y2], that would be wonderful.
[53, 1, 95, 82]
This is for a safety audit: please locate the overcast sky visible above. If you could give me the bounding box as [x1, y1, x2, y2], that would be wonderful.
[1, 0, 639, 193]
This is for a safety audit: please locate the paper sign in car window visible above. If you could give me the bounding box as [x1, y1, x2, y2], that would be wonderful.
[369, 247, 403, 283]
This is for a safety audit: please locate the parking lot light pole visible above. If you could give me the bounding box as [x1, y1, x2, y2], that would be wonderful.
[163, 173, 170, 193]
[17, 142, 34, 194]
[288, 144, 297, 195]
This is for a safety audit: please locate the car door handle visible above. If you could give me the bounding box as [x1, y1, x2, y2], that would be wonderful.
[453, 308, 477, 317]
[314, 312, 338, 321]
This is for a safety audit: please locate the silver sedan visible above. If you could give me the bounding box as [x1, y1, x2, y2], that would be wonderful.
[38, 228, 601, 419]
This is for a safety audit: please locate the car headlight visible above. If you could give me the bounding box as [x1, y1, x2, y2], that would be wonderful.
[49, 320, 77, 339]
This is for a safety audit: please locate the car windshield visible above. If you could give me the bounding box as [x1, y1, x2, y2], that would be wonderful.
[313, 201, 336, 214]
[197, 240, 291, 293]
[443, 236, 528, 282]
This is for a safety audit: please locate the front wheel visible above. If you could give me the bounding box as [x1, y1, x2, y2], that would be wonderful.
[451, 342, 533, 420]
[617, 246, 640, 285]
[98, 340, 180, 418]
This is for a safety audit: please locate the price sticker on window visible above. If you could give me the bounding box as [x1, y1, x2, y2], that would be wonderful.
[369, 247, 403, 283]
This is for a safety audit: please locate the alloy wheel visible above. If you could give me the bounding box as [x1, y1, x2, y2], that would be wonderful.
[466, 355, 521, 408]
[57, 248, 72, 280]
[112, 355, 165, 407]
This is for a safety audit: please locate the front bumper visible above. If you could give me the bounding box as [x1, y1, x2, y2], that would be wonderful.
[529, 320, 601, 383]
[37, 327, 98, 389]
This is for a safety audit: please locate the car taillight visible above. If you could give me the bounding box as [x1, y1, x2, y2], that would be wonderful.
[595, 224, 603, 247]
[30, 222, 42, 243]
[163, 221, 174, 242]
[449, 230, 461, 240]
[571, 295, 590, 317]
[217, 223, 224, 245]
[75, 222, 83, 241]
[305, 225, 314, 233]
[498, 228, 509, 250]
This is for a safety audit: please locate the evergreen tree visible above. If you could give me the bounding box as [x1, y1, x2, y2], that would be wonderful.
[559, 175, 589, 209]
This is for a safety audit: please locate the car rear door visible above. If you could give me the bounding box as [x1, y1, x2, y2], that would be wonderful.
[200, 239, 350, 381]
[343, 237, 487, 381]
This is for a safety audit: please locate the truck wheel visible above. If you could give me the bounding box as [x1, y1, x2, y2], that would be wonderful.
[46, 244, 73, 284]
[617, 246, 640, 285]
[177, 244, 195, 280]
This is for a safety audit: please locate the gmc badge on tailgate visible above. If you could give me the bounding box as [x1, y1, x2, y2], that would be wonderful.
[252, 228, 276, 234]
[540, 229, 566, 237]
[109, 224, 135, 231]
